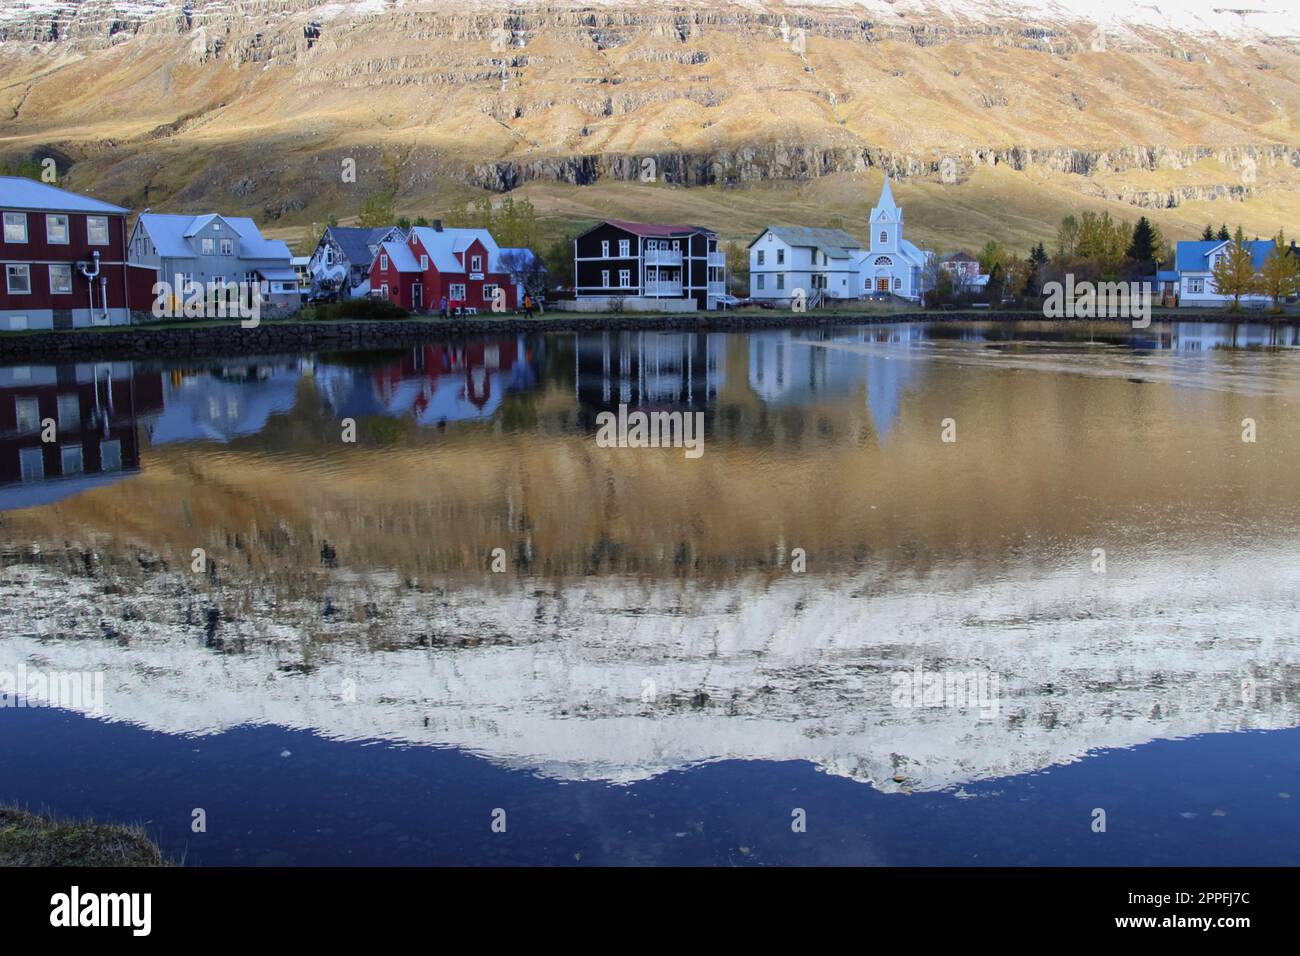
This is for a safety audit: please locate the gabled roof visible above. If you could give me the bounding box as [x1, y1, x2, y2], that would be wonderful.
[749, 226, 862, 258]
[942, 251, 978, 263]
[1175, 239, 1275, 272]
[324, 226, 403, 269]
[378, 241, 421, 273]
[408, 225, 502, 273]
[0, 176, 127, 214]
[594, 219, 715, 239]
[138, 213, 292, 260]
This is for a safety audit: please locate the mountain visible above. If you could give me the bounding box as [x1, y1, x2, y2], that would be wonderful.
[1, 1, 1298, 252]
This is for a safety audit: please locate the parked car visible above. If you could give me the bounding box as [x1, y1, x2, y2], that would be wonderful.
[716, 294, 743, 308]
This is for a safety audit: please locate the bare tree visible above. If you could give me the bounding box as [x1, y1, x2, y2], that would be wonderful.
[498, 249, 548, 313]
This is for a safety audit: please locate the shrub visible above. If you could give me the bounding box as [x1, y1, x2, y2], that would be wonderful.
[313, 298, 409, 321]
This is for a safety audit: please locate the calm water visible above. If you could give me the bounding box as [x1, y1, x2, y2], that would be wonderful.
[1, 320, 1298, 866]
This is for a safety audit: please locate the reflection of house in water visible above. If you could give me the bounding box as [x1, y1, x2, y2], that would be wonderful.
[315, 337, 540, 425]
[574, 332, 724, 425]
[0, 362, 164, 510]
[147, 362, 303, 444]
[1163, 323, 1300, 351]
[749, 325, 927, 438]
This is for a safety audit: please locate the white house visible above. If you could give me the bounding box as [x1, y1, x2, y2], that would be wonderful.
[748, 227, 863, 304]
[1173, 239, 1275, 308]
[128, 212, 300, 312]
[855, 175, 929, 300]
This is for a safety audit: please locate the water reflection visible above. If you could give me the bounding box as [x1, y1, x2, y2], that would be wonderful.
[1, 319, 1300, 811]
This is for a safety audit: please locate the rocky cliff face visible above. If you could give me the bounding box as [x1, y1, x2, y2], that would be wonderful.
[1, 1, 1297, 239]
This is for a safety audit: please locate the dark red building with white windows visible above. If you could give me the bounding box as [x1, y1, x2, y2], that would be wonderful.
[0, 177, 145, 331]
[369, 223, 534, 313]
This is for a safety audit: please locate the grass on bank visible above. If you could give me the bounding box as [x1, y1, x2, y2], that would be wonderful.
[0, 804, 171, 867]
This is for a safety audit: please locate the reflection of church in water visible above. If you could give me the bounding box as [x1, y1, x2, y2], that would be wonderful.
[0, 362, 165, 511]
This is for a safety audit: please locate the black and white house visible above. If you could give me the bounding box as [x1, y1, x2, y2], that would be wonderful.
[573, 219, 726, 311]
[308, 224, 406, 297]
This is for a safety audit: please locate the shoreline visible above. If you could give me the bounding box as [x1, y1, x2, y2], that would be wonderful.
[0, 309, 1295, 362]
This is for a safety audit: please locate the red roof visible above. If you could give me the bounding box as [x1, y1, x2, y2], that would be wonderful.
[602, 219, 714, 238]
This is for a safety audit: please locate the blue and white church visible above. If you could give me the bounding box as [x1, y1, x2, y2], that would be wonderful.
[856, 175, 929, 300]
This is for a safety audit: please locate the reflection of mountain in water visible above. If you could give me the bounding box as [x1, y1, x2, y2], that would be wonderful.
[2, 545, 1296, 792]
[0, 362, 163, 512]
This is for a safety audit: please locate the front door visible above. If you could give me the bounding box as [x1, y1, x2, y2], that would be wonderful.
[412, 283, 422, 311]
[876, 278, 890, 293]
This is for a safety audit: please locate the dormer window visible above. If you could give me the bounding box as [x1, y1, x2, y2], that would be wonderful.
[471, 255, 482, 272]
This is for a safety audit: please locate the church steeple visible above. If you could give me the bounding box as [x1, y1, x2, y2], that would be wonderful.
[871, 174, 902, 252]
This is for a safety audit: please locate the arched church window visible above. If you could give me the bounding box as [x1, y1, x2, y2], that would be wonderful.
[879, 231, 887, 244]
[874, 256, 892, 266]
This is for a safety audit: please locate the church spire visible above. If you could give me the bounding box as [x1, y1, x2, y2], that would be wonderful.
[873, 174, 900, 220]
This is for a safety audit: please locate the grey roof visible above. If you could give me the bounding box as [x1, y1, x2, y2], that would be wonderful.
[138, 213, 292, 260]
[0, 176, 128, 214]
[750, 226, 862, 258]
[325, 226, 402, 269]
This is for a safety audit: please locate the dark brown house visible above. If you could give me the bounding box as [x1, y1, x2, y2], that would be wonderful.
[573, 220, 726, 310]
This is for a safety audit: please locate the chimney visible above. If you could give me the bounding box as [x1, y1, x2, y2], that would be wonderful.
[432, 219, 443, 232]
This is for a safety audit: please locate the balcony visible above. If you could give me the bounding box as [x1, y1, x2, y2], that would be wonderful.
[707, 251, 726, 267]
[644, 248, 683, 267]
[644, 280, 684, 297]
[707, 280, 726, 293]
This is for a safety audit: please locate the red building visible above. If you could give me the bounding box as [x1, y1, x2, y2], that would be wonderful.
[1, 176, 141, 330]
[368, 224, 525, 313]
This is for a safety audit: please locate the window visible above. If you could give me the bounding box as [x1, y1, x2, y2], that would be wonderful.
[777, 249, 785, 265]
[60, 445, 84, 476]
[380, 254, 389, 270]
[220, 238, 234, 256]
[756, 275, 765, 290]
[86, 216, 110, 246]
[19, 447, 44, 481]
[619, 269, 631, 288]
[201, 237, 215, 255]
[600, 241, 609, 257]
[100, 439, 122, 472]
[46, 214, 69, 244]
[880, 231, 888, 244]
[471, 255, 482, 272]
[776, 274, 785, 290]
[1187, 278, 1204, 294]
[3, 212, 27, 243]
[601, 270, 610, 287]
[449, 283, 466, 300]
[672, 241, 680, 251]
[757, 251, 765, 266]
[420, 255, 429, 270]
[647, 240, 658, 251]
[618, 240, 630, 257]
[48, 263, 72, 295]
[15, 397, 40, 432]
[57, 393, 80, 430]
[6, 264, 31, 294]
[482, 283, 499, 304]
[894, 277, 901, 290]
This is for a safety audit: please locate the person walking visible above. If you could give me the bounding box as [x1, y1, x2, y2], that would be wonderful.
[523, 293, 534, 319]
[439, 295, 449, 319]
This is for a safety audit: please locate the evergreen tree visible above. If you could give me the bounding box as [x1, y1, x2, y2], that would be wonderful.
[1126, 216, 1160, 272]
[1028, 242, 1049, 297]
[1202, 224, 1215, 241]
[1217, 224, 1231, 241]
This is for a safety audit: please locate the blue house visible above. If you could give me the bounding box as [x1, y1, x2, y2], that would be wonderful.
[1172, 239, 1274, 308]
